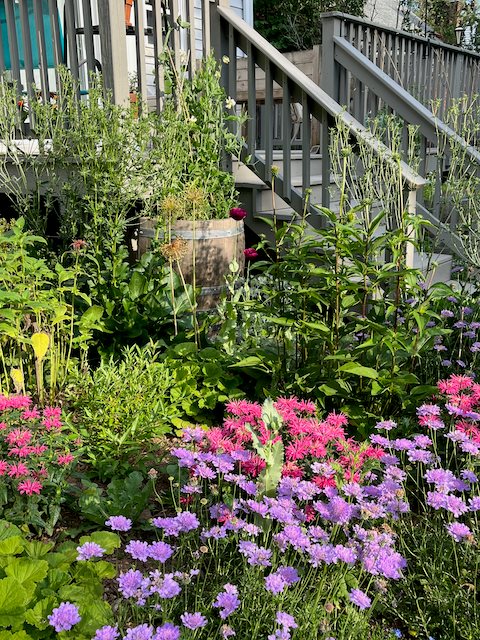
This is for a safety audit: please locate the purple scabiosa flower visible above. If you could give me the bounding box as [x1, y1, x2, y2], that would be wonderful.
[124, 624, 154, 639]
[308, 543, 338, 567]
[471, 342, 480, 353]
[94, 626, 120, 640]
[276, 612, 297, 629]
[426, 491, 447, 510]
[370, 434, 391, 447]
[126, 540, 150, 562]
[48, 602, 81, 632]
[76, 541, 105, 561]
[213, 584, 241, 619]
[457, 359, 467, 368]
[176, 511, 200, 532]
[153, 623, 180, 640]
[454, 321, 468, 329]
[392, 438, 415, 451]
[349, 588, 371, 610]
[180, 612, 208, 630]
[241, 522, 261, 536]
[181, 427, 205, 443]
[446, 522, 473, 542]
[444, 495, 468, 518]
[375, 420, 396, 431]
[434, 344, 447, 352]
[469, 497, 480, 511]
[447, 295, 458, 302]
[238, 540, 272, 567]
[381, 453, 400, 465]
[152, 517, 182, 536]
[221, 625, 236, 638]
[149, 571, 182, 600]
[314, 496, 356, 524]
[170, 448, 197, 468]
[265, 572, 288, 595]
[149, 541, 174, 563]
[277, 566, 300, 585]
[417, 404, 441, 416]
[118, 569, 145, 598]
[413, 435, 432, 449]
[441, 309, 454, 318]
[407, 449, 434, 464]
[275, 525, 310, 551]
[463, 306, 473, 315]
[334, 544, 357, 563]
[461, 470, 478, 483]
[105, 515, 132, 532]
[442, 359, 452, 367]
[464, 330, 476, 339]
[308, 526, 329, 542]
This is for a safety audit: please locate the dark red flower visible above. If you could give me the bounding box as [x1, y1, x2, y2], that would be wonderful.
[244, 248, 258, 260]
[229, 207, 247, 221]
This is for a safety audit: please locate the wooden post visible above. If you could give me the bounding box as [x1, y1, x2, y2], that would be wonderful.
[97, 0, 129, 104]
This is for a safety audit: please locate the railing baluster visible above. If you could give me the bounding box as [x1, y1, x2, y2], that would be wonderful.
[202, 0, 211, 57]
[152, 0, 164, 113]
[81, 0, 96, 81]
[321, 109, 331, 211]
[4, 0, 21, 98]
[247, 41, 256, 158]
[0, 14, 5, 74]
[264, 59, 273, 184]
[302, 91, 311, 206]
[33, 2, 50, 102]
[18, 0, 34, 110]
[186, 0, 196, 77]
[282, 74, 291, 202]
[134, 0, 147, 113]
[64, 0, 80, 99]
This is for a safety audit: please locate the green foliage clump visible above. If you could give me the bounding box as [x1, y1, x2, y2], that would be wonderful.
[67, 343, 243, 478]
[0, 520, 118, 639]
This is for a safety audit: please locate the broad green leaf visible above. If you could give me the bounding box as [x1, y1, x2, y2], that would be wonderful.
[128, 272, 147, 300]
[31, 333, 49, 361]
[5, 558, 49, 584]
[229, 356, 270, 371]
[0, 577, 30, 626]
[0, 631, 33, 639]
[339, 362, 378, 379]
[24, 596, 56, 629]
[0, 536, 24, 556]
[9, 369, 24, 393]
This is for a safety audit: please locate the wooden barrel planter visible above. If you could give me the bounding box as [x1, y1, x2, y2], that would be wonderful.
[138, 217, 245, 310]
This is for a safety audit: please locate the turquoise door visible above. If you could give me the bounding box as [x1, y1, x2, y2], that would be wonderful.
[0, 0, 63, 69]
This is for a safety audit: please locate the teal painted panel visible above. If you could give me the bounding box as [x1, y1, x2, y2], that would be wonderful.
[0, 0, 63, 69]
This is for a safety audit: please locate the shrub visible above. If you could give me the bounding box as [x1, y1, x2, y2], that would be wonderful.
[67, 343, 243, 479]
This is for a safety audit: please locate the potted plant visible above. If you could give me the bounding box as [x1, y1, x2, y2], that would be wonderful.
[137, 53, 247, 311]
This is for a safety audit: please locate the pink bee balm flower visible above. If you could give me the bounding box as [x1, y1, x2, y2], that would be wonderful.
[244, 248, 258, 260]
[229, 207, 247, 221]
[0, 461, 7, 475]
[58, 453, 75, 465]
[8, 462, 29, 478]
[18, 479, 42, 495]
[21, 407, 41, 420]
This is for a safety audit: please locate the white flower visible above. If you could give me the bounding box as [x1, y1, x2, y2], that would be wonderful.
[189, 115, 197, 123]
[225, 97, 236, 110]
[222, 55, 230, 64]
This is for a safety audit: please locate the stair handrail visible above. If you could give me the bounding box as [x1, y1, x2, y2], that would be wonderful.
[217, 4, 426, 191]
[322, 11, 480, 62]
[332, 35, 480, 167]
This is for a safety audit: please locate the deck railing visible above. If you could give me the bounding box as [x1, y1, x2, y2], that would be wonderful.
[324, 12, 480, 123]
[321, 12, 480, 256]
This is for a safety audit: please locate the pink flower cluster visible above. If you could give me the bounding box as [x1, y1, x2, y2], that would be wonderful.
[204, 397, 384, 484]
[0, 394, 76, 496]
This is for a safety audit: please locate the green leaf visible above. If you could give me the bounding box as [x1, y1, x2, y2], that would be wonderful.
[23, 540, 55, 559]
[0, 631, 33, 639]
[229, 356, 270, 371]
[0, 536, 24, 556]
[31, 333, 49, 361]
[128, 272, 147, 300]
[5, 558, 49, 584]
[0, 577, 30, 626]
[339, 362, 378, 379]
[24, 596, 56, 630]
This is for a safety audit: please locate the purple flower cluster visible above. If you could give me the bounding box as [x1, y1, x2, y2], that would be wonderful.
[152, 511, 200, 536]
[213, 584, 241, 619]
[105, 515, 132, 531]
[48, 602, 81, 632]
[76, 541, 105, 561]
